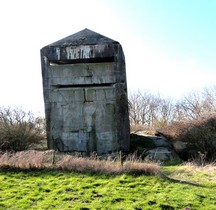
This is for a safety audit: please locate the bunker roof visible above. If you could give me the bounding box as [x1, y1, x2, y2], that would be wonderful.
[47, 28, 119, 47]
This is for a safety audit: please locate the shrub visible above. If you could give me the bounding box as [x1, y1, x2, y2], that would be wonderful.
[160, 115, 216, 161]
[0, 107, 45, 151]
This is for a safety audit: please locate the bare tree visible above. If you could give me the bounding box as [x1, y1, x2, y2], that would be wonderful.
[202, 85, 216, 115]
[128, 91, 143, 125]
[129, 91, 172, 129]
[128, 86, 216, 131]
[178, 92, 204, 120]
[155, 98, 175, 128]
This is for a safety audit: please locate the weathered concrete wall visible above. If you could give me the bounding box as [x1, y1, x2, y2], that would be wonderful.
[48, 63, 115, 85]
[41, 29, 130, 154]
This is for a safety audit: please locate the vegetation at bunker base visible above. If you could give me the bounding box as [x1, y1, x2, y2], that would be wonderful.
[0, 166, 216, 210]
[1, 150, 215, 209]
[1, 86, 216, 209]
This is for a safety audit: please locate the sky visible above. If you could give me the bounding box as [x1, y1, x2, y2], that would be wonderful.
[0, 0, 216, 116]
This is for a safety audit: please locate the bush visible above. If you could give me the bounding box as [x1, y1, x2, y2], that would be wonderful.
[160, 115, 216, 161]
[0, 107, 45, 151]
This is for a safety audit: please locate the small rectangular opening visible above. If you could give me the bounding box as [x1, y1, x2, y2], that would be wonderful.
[49, 57, 115, 66]
[53, 83, 114, 89]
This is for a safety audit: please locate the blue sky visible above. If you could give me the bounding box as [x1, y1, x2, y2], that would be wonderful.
[0, 0, 216, 116]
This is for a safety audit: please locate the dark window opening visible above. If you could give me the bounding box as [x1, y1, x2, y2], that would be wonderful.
[53, 83, 114, 89]
[49, 57, 115, 65]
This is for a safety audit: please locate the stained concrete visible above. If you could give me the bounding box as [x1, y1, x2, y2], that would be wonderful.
[41, 29, 130, 154]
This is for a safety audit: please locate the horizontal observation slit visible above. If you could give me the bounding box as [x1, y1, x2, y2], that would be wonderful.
[53, 83, 115, 89]
[49, 57, 115, 65]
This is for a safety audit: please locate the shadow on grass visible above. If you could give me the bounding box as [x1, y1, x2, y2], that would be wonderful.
[159, 172, 207, 188]
[0, 165, 210, 189]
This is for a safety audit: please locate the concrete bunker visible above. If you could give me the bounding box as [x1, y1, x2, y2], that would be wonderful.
[41, 28, 130, 154]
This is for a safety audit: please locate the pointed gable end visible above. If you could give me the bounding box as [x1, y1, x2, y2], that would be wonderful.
[47, 28, 119, 47]
[41, 28, 122, 62]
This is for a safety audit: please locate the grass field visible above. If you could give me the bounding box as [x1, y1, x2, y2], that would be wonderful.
[0, 164, 216, 210]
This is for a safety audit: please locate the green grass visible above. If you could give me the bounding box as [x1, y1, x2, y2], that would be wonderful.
[0, 166, 216, 210]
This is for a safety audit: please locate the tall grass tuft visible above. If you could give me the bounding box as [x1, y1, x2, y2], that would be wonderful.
[0, 150, 160, 175]
[0, 150, 53, 169]
[57, 154, 160, 175]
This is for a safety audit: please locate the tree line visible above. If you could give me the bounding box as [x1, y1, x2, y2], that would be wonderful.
[128, 85, 216, 130]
